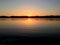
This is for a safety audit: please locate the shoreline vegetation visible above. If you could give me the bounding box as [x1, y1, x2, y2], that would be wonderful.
[0, 15, 60, 18]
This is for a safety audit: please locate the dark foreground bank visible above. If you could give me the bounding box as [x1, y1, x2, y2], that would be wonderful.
[0, 34, 60, 44]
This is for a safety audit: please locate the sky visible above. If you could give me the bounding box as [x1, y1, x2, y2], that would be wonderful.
[0, 0, 60, 16]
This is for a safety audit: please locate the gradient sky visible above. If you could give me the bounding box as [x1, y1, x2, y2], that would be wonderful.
[0, 0, 60, 16]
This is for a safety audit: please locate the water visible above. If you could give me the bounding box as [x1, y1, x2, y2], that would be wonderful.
[0, 18, 60, 37]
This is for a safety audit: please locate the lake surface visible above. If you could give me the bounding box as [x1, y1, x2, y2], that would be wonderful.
[0, 18, 60, 37]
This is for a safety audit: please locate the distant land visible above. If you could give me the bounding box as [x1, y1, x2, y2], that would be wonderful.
[0, 15, 60, 18]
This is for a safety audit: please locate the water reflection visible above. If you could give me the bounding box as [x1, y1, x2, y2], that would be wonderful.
[0, 18, 60, 35]
[0, 18, 60, 29]
[0, 18, 60, 21]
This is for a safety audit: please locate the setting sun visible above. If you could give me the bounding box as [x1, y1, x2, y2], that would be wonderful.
[27, 14, 32, 17]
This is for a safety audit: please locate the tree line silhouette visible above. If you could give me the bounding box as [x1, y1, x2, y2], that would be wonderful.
[0, 15, 60, 18]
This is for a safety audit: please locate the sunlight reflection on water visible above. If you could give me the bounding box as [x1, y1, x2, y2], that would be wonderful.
[0, 18, 60, 36]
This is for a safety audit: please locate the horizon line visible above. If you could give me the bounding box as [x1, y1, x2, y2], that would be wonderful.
[0, 15, 60, 18]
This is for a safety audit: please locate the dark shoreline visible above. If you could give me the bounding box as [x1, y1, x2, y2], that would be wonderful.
[0, 16, 60, 18]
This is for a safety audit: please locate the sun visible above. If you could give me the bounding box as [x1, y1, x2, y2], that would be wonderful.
[27, 14, 32, 17]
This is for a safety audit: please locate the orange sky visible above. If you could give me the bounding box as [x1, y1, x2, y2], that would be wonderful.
[0, 0, 60, 16]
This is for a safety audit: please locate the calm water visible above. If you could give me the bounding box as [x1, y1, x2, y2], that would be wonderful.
[0, 18, 60, 37]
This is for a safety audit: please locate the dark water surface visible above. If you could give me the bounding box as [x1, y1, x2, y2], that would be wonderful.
[0, 18, 60, 37]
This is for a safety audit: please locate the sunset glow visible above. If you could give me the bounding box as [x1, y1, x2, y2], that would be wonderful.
[27, 14, 32, 17]
[0, 0, 60, 16]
